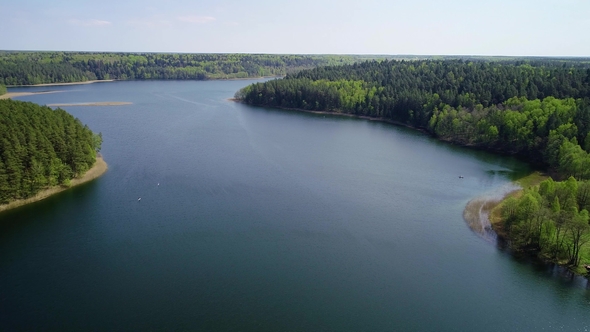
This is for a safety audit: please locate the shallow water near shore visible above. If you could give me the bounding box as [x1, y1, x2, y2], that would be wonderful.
[2, 80, 590, 331]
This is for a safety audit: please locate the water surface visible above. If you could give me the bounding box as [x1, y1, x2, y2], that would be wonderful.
[1, 80, 589, 331]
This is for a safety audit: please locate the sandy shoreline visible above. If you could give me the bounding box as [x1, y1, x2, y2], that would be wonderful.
[47, 102, 132, 107]
[463, 172, 548, 240]
[0, 91, 63, 100]
[230, 99, 428, 133]
[7, 80, 115, 87]
[463, 187, 520, 241]
[0, 156, 108, 213]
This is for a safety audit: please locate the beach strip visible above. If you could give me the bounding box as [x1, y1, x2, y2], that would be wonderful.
[0, 156, 108, 213]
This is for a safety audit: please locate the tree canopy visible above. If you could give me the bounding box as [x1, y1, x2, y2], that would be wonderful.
[0, 99, 101, 204]
[237, 59, 590, 176]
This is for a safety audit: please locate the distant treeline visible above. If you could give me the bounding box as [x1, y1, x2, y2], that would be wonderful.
[0, 99, 102, 204]
[236, 60, 590, 175]
[0, 52, 358, 85]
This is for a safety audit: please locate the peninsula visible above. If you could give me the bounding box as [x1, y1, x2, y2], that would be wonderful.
[0, 99, 105, 211]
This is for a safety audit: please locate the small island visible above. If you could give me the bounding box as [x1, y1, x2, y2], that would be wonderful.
[0, 99, 106, 212]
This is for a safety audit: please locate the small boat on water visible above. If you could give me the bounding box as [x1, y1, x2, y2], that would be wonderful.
[138, 197, 141, 201]
[459, 175, 464, 179]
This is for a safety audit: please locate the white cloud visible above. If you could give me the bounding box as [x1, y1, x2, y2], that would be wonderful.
[177, 16, 216, 24]
[127, 18, 171, 28]
[68, 19, 112, 27]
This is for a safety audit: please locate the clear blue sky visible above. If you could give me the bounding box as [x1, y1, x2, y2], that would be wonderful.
[1, 0, 588, 56]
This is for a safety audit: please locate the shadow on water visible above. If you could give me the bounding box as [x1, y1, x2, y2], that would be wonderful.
[495, 238, 590, 290]
[0, 179, 101, 238]
[248, 104, 533, 179]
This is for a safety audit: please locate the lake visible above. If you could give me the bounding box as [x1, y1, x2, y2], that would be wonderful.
[1, 80, 589, 331]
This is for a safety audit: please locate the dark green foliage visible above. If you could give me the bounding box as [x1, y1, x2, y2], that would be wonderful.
[0, 84, 6, 95]
[238, 59, 590, 123]
[0, 99, 99, 204]
[0, 52, 358, 85]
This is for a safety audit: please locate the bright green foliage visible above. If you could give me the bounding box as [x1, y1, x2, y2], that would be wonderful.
[504, 177, 590, 268]
[0, 99, 99, 204]
[429, 97, 590, 178]
[0, 84, 6, 95]
[0, 52, 358, 85]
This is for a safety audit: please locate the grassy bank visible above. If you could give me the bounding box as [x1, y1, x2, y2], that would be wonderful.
[0, 156, 108, 213]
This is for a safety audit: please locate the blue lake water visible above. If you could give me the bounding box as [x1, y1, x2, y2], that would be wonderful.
[1, 80, 589, 331]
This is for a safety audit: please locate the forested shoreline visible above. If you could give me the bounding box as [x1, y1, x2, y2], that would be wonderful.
[0, 52, 358, 85]
[0, 99, 102, 205]
[236, 59, 590, 273]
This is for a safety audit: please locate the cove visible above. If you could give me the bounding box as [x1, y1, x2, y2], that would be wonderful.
[1, 80, 590, 331]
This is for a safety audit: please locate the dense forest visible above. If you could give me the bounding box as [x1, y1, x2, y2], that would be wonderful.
[0, 52, 358, 85]
[236, 59, 590, 271]
[0, 83, 6, 95]
[0, 99, 101, 204]
[502, 177, 590, 271]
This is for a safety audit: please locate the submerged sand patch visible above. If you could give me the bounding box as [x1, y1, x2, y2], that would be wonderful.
[463, 183, 521, 241]
[47, 102, 132, 107]
[10, 80, 115, 87]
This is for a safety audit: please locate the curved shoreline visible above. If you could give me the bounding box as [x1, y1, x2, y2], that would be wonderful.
[463, 185, 521, 241]
[230, 100, 430, 133]
[463, 173, 548, 239]
[0, 156, 108, 213]
[6, 80, 115, 87]
[0, 91, 64, 100]
[233, 102, 556, 245]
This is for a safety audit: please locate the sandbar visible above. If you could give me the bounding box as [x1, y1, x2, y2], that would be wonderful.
[463, 190, 517, 241]
[8, 80, 115, 87]
[47, 102, 132, 107]
[0, 156, 108, 213]
[0, 91, 63, 100]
